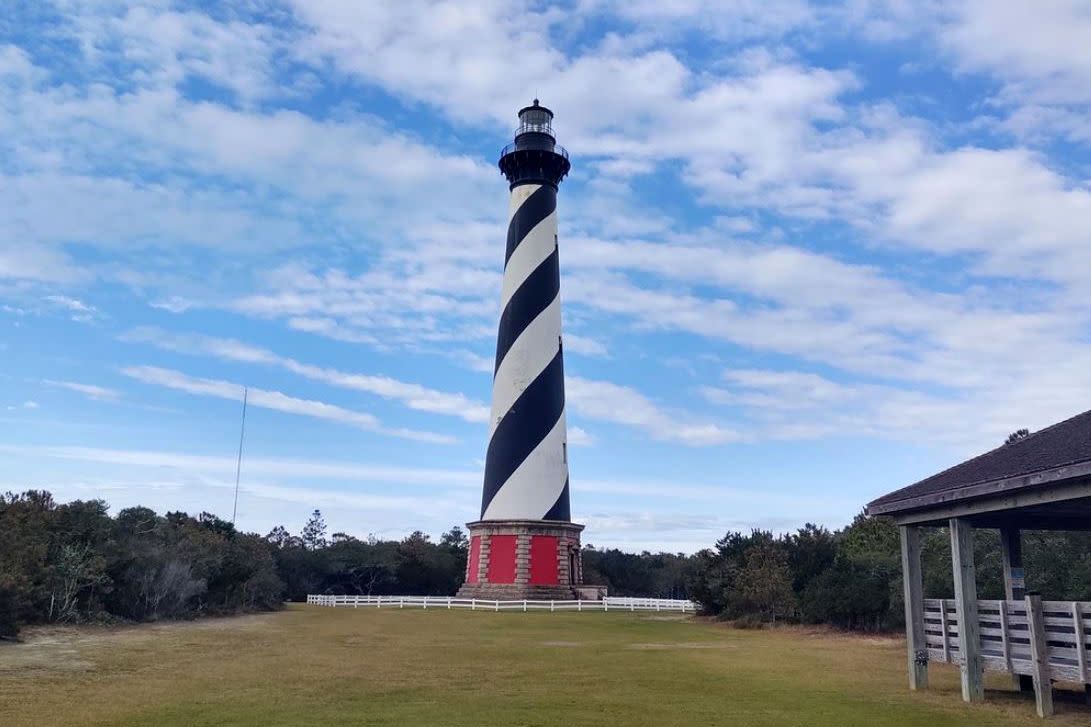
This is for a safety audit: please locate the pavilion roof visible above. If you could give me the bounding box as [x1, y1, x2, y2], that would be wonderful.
[867, 408, 1091, 516]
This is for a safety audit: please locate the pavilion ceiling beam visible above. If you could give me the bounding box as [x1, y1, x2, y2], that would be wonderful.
[891, 480, 1091, 526]
[870, 461, 1091, 517]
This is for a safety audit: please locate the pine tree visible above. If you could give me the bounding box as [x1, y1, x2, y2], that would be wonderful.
[1005, 428, 1030, 445]
[301, 510, 327, 551]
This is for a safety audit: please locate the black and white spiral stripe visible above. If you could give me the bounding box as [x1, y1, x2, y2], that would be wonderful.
[480, 183, 570, 521]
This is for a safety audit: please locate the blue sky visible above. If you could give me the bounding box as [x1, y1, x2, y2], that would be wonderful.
[4, 1, 1091, 551]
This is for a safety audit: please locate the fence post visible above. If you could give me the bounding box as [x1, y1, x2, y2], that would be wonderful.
[523, 600, 527, 612]
[1026, 593, 1054, 718]
[999, 600, 1011, 672]
[495, 600, 499, 612]
[550, 600, 554, 613]
[448, 597, 452, 610]
[400, 597, 404, 609]
[578, 600, 582, 612]
[472, 598, 476, 611]
[1072, 602, 1087, 684]
[939, 603, 950, 662]
[423, 597, 428, 610]
[604, 599, 608, 612]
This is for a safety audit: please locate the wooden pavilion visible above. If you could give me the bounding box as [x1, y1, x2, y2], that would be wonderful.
[867, 409, 1091, 718]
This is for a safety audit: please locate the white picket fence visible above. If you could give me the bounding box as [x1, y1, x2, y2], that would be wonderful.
[306, 594, 698, 613]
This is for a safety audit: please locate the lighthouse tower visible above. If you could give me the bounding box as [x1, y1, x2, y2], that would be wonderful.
[457, 101, 585, 600]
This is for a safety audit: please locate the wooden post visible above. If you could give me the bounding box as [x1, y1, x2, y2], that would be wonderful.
[940, 602, 951, 662]
[1082, 602, 1091, 705]
[1001, 527, 1034, 692]
[1025, 593, 1054, 718]
[950, 518, 984, 703]
[1001, 527, 1026, 600]
[900, 526, 929, 690]
[999, 600, 1012, 672]
[1071, 602, 1087, 685]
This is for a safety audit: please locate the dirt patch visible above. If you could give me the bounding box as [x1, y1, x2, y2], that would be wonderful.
[0, 613, 282, 676]
[702, 619, 903, 644]
[627, 642, 735, 650]
[0, 635, 96, 674]
[541, 640, 583, 647]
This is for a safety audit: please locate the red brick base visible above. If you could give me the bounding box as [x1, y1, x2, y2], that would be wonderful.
[456, 520, 584, 600]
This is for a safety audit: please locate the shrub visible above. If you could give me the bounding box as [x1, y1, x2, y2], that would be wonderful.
[731, 613, 765, 630]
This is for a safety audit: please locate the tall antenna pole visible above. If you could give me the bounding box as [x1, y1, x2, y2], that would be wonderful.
[231, 387, 248, 525]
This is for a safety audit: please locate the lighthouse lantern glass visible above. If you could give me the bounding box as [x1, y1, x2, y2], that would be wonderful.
[518, 107, 553, 136]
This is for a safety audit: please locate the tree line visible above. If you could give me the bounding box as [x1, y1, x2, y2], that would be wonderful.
[687, 514, 1091, 629]
[0, 491, 282, 639]
[4, 490, 1090, 639]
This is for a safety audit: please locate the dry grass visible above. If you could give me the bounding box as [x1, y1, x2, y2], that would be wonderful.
[1, 605, 1086, 726]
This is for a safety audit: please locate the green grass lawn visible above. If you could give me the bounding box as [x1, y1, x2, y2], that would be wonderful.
[2, 605, 1086, 726]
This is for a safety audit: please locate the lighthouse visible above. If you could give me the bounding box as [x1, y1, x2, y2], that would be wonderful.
[457, 100, 585, 600]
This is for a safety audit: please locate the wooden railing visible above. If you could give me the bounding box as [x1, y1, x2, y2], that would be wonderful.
[306, 594, 698, 613]
[924, 598, 1090, 684]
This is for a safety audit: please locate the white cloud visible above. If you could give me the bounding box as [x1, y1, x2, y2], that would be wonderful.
[454, 350, 493, 374]
[43, 379, 121, 402]
[123, 327, 490, 424]
[834, 144, 1091, 282]
[845, 2, 1091, 147]
[0, 244, 82, 284]
[229, 262, 496, 348]
[594, 0, 815, 40]
[567, 426, 594, 447]
[0, 444, 477, 488]
[940, 1, 1091, 106]
[0, 44, 42, 84]
[564, 333, 609, 357]
[568, 375, 741, 445]
[102, 5, 287, 103]
[1, 441, 477, 486]
[150, 296, 197, 314]
[120, 365, 455, 444]
[43, 294, 98, 321]
[702, 366, 1091, 451]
